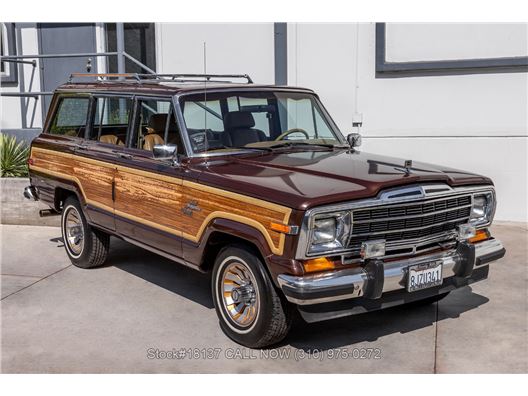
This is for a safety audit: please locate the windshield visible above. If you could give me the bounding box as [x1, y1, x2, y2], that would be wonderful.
[179, 91, 344, 154]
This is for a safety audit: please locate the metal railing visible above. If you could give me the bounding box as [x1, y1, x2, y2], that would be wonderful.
[0, 24, 155, 129]
[0, 51, 156, 98]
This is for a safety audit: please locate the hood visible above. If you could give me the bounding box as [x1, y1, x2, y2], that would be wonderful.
[192, 149, 492, 210]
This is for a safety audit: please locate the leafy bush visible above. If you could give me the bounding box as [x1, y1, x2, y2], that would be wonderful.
[0, 133, 30, 177]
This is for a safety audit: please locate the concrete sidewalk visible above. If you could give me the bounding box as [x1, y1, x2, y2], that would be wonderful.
[1, 223, 526, 373]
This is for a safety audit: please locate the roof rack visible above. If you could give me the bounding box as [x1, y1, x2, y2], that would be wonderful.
[68, 73, 253, 84]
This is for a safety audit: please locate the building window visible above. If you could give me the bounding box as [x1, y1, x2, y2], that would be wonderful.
[1, 23, 18, 84]
[105, 23, 156, 74]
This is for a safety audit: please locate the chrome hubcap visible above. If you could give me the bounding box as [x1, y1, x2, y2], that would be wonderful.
[221, 262, 259, 328]
[64, 207, 84, 256]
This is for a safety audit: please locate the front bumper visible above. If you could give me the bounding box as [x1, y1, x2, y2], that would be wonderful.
[277, 238, 505, 306]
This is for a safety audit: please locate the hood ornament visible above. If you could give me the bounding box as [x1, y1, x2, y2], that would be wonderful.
[404, 160, 413, 175]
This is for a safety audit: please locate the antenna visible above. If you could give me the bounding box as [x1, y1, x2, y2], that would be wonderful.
[204, 42, 207, 134]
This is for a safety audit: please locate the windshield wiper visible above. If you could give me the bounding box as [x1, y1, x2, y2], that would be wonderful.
[231, 146, 274, 152]
[268, 141, 339, 150]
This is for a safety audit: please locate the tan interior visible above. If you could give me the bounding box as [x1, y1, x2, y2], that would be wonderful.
[99, 135, 125, 146]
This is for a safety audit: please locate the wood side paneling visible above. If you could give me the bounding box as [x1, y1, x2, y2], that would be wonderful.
[114, 169, 184, 235]
[30, 147, 292, 255]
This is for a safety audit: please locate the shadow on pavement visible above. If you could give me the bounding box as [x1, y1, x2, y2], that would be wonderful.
[68, 236, 490, 350]
[108, 237, 214, 309]
[284, 287, 488, 351]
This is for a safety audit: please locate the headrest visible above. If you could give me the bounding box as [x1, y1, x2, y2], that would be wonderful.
[224, 111, 255, 130]
[148, 113, 168, 133]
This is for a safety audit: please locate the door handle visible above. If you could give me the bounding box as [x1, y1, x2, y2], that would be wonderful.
[111, 150, 132, 159]
[74, 144, 90, 152]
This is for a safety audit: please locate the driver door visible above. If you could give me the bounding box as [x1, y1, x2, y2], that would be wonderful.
[113, 97, 186, 259]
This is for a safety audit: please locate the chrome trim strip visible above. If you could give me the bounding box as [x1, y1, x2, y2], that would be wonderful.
[280, 238, 504, 305]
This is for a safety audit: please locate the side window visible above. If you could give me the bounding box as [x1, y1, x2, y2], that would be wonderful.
[131, 99, 183, 154]
[49, 97, 90, 137]
[89, 96, 133, 146]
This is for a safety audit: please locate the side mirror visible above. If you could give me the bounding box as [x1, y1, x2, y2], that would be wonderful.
[153, 144, 178, 163]
[346, 133, 362, 148]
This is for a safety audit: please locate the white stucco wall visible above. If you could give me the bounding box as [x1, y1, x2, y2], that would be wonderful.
[1, 23, 43, 130]
[156, 23, 274, 84]
[287, 23, 528, 222]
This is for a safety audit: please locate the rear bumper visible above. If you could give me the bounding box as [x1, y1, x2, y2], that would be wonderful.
[23, 185, 39, 201]
[277, 238, 505, 306]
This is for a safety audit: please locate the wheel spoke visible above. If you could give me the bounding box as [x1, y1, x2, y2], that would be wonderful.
[220, 260, 259, 328]
[64, 207, 84, 256]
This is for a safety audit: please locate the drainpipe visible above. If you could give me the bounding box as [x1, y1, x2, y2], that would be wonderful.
[116, 23, 126, 77]
[116, 23, 127, 120]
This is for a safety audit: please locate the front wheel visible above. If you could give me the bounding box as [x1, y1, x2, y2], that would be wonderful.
[212, 245, 292, 348]
[61, 196, 110, 268]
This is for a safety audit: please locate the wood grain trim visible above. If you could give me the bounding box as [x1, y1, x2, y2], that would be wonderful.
[182, 180, 291, 223]
[30, 146, 292, 255]
[29, 164, 113, 213]
[181, 211, 287, 255]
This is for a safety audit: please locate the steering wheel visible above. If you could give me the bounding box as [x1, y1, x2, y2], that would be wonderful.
[274, 128, 310, 141]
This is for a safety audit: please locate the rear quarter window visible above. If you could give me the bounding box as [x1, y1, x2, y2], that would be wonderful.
[49, 97, 90, 137]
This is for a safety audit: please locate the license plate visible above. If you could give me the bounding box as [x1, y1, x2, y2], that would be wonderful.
[407, 261, 443, 292]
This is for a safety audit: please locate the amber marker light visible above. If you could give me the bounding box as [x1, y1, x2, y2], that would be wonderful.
[270, 222, 292, 234]
[302, 257, 337, 273]
[468, 229, 490, 244]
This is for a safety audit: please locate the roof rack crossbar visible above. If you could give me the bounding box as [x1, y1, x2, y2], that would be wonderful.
[68, 73, 141, 83]
[138, 73, 253, 83]
[67, 73, 253, 84]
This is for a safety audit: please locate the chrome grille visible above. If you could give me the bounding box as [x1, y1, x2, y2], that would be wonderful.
[348, 194, 472, 252]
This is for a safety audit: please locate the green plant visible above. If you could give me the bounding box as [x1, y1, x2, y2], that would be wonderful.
[0, 133, 30, 177]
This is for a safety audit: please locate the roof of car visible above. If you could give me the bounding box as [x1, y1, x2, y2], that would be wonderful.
[55, 81, 316, 97]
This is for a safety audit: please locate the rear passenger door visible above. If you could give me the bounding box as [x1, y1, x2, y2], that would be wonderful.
[112, 97, 187, 259]
[83, 95, 134, 231]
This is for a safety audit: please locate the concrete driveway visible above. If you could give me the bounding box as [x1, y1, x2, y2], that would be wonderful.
[1, 223, 526, 373]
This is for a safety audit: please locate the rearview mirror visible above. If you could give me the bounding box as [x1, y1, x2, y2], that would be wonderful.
[346, 133, 362, 148]
[153, 144, 178, 163]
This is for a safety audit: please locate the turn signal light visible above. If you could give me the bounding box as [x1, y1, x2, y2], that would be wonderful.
[302, 257, 337, 273]
[468, 229, 490, 244]
[270, 222, 290, 233]
[270, 222, 299, 235]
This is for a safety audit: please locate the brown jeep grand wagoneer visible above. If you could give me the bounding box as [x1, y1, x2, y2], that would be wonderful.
[25, 73, 506, 347]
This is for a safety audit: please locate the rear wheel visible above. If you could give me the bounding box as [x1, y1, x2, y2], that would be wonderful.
[61, 196, 109, 268]
[212, 245, 292, 348]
